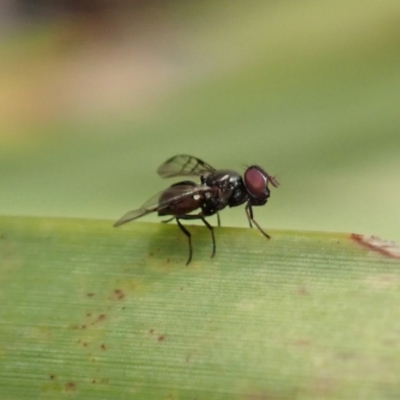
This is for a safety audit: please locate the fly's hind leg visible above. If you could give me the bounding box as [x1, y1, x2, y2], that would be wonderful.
[176, 217, 193, 265]
[177, 214, 216, 261]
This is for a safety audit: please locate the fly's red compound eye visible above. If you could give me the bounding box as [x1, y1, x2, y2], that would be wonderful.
[244, 166, 269, 200]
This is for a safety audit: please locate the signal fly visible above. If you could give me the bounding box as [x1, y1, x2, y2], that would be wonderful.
[114, 155, 279, 265]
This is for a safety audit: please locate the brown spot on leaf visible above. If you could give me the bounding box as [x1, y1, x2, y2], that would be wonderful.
[50, 375, 55, 380]
[97, 314, 106, 322]
[352, 234, 400, 259]
[113, 289, 125, 300]
[65, 382, 76, 391]
[297, 285, 309, 296]
[158, 335, 166, 342]
[86, 313, 92, 317]
[101, 344, 106, 350]
[149, 329, 154, 334]
[92, 379, 96, 384]
[90, 315, 103, 326]
[87, 293, 95, 297]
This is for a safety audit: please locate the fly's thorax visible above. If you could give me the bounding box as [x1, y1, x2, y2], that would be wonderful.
[203, 170, 241, 191]
[215, 170, 248, 207]
[202, 170, 248, 211]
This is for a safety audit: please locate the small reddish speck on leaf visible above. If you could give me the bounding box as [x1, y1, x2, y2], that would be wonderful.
[65, 382, 76, 391]
[113, 289, 125, 300]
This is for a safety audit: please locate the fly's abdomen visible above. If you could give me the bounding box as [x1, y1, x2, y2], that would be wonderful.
[157, 182, 203, 216]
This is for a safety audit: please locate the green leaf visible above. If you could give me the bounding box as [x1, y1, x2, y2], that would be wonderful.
[1, 216, 400, 399]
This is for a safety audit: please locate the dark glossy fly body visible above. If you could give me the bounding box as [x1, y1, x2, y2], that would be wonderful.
[114, 155, 279, 265]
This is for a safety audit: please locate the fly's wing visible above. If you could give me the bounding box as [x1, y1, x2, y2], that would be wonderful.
[113, 200, 158, 227]
[157, 155, 216, 178]
[113, 184, 213, 227]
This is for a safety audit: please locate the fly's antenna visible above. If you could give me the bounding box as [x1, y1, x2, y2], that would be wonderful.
[268, 174, 280, 188]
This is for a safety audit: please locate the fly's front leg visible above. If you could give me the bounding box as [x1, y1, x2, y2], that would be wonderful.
[245, 202, 271, 239]
[245, 203, 253, 228]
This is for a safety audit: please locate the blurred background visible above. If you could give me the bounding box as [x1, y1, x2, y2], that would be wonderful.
[0, 0, 399, 240]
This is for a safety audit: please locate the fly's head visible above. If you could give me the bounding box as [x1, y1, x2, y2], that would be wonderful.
[243, 166, 279, 206]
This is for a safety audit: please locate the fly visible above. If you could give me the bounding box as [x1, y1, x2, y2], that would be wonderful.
[114, 154, 279, 265]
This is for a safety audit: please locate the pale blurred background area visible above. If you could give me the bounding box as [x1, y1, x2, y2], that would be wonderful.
[0, 0, 399, 240]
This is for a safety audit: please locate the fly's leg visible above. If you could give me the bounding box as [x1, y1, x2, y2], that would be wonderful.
[178, 214, 216, 260]
[245, 205, 253, 228]
[216, 212, 221, 228]
[201, 216, 216, 258]
[245, 202, 271, 239]
[176, 217, 193, 265]
[162, 216, 175, 224]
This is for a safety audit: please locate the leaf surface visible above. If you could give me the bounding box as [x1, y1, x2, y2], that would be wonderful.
[1, 216, 400, 399]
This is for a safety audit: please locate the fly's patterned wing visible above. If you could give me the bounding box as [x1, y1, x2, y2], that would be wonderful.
[157, 155, 216, 178]
[113, 184, 213, 227]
